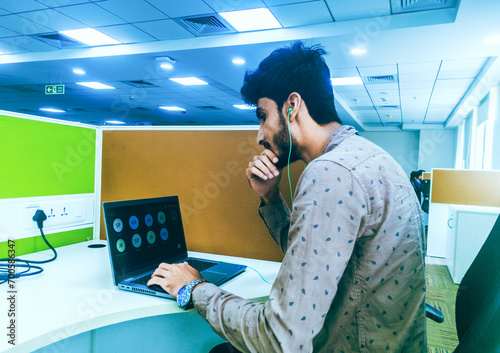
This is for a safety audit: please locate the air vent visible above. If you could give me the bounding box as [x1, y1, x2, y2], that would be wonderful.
[34, 33, 83, 48]
[196, 106, 221, 111]
[364, 75, 396, 84]
[391, 0, 452, 14]
[175, 14, 235, 36]
[124, 80, 158, 88]
[377, 105, 399, 109]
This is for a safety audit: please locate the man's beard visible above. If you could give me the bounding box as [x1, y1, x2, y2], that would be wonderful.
[272, 110, 301, 169]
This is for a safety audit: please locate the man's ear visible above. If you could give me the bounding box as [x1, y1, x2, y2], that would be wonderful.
[287, 92, 302, 122]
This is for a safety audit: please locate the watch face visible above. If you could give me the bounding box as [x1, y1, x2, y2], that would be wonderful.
[177, 286, 190, 308]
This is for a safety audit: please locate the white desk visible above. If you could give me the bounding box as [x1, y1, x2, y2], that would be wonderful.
[0, 241, 281, 353]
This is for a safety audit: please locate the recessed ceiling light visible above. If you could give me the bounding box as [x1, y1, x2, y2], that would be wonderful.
[331, 77, 363, 86]
[485, 36, 500, 44]
[219, 8, 282, 32]
[169, 77, 208, 86]
[232, 58, 245, 65]
[160, 62, 173, 70]
[234, 104, 255, 110]
[40, 108, 65, 113]
[76, 82, 115, 89]
[350, 48, 366, 55]
[159, 106, 186, 111]
[73, 68, 85, 75]
[59, 28, 121, 46]
[105, 120, 126, 124]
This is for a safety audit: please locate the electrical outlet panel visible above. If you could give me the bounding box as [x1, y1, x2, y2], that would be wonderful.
[24, 198, 86, 231]
[0, 194, 95, 241]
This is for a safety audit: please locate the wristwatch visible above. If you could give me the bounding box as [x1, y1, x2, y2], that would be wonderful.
[177, 279, 205, 310]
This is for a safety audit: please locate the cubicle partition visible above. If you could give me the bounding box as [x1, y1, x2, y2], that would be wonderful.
[100, 127, 304, 262]
[427, 168, 500, 261]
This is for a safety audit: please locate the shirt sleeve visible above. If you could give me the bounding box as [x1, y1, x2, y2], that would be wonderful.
[193, 160, 368, 353]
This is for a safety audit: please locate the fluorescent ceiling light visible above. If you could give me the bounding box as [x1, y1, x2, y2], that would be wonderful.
[169, 77, 208, 86]
[350, 48, 366, 55]
[331, 77, 363, 86]
[105, 120, 126, 124]
[234, 104, 255, 110]
[76, 82, 115, 89]
[159, 106, 186, 111]
[219, 8, 282, 32]
[40, 108, 65, 113]
[485, 36, 500, 44]
[60, 28, 121, 46]
[232, 58, 245, 65]
[160, 62, 173, 70]
[72, 68, 85, 75]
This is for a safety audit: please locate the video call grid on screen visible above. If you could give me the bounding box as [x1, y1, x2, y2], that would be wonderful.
[104, 196, 187, 279]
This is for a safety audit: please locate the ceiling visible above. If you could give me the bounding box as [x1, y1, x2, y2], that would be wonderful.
[0, 0, 499, 131]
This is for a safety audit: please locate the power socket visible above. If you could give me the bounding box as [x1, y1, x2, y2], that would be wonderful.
[24, 198, 86, 231]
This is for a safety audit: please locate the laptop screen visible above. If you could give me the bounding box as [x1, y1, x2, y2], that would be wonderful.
[103, 196, 188, 284]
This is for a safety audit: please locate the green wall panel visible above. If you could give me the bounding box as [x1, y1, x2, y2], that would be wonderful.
[0, 115, 96, 199]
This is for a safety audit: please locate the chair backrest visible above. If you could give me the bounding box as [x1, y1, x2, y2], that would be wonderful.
[454, 215, 500, 353]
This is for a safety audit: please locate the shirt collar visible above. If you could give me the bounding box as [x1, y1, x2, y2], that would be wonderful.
[323, 125, 358, 155]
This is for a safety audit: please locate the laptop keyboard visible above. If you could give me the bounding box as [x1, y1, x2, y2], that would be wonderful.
[131, 259, 217, 286]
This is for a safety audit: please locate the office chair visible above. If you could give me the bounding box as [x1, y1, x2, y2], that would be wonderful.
[427, 214, 500, 352]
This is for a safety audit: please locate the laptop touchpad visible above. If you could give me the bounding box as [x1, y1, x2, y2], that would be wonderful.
[202, 271, 227, 283]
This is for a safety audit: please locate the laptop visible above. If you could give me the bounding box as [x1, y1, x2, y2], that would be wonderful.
[102, 195, 246, 299]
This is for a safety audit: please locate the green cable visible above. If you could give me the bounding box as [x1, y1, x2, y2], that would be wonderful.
[247, 266, 274, 285]
[287, 112, 293, 205]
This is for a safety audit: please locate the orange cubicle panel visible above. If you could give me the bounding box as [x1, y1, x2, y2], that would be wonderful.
[100, 129, 304, 262]
[431, 169, 500, 207]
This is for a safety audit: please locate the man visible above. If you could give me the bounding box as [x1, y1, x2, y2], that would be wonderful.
[148, 42, 427, 352]
[410, 170, 424, 204]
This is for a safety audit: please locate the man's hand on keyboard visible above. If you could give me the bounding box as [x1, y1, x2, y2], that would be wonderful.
[147, 262, 203, 298]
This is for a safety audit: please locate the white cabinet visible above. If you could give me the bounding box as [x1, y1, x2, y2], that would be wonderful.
[446, 205, 500, 284]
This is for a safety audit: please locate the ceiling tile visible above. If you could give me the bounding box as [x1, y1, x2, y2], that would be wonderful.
[96, 24, 156, 44]
[36, 0, 93, 6]
[440, 57, 486, 71]
[133, 19, 194, 40]
[433, 78, 473, 89]
[269, 1, 333, 27]
[1, 35, 58, 52]
[437, 68, 481, 80]
[357, 65, 398, 77]
[55, 3, 127, 27]
[0, 39, 29, 54]
[398, 61, 441, 74]
[0, 26, 21, 38]
[202, 0, 266, 12]
[146, 0, 213, 18]
[0, 14, 53, 35]
[19, 9, 86, 32]
[97, 0, 167, 23]
[325, 0, 390, 21]
[263, 0, 314, 5]
[0, 1, 47, 13]
[399, 71, 439, 82]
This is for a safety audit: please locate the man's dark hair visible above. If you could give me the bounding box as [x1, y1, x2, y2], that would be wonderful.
[240, 41, 341, 125]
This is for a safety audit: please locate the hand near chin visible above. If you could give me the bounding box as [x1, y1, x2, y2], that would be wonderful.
[246, 149, 283, 204]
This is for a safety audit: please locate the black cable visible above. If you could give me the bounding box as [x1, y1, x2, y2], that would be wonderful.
[0, 209, 57, 283]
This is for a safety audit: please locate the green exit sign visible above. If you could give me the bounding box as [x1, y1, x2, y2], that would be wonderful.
[45, 84, 65, 94]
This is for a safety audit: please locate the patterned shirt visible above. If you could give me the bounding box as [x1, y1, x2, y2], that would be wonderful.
[193, 125, 427, 353]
